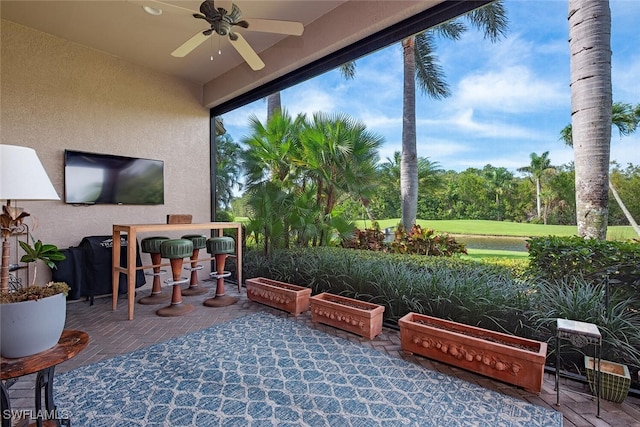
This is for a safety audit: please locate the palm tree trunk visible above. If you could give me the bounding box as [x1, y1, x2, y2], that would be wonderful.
[536, 178, 542, 219]
[609, 181, 640, 236]
[267, 93, 281, 120]
[401, 37, 418, 229]
[569, 0, 612, 240]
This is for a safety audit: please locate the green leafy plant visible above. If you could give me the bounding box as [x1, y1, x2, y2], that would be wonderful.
[19, 239, 66, 285]
[0, 237, 69, 303]
[389, 224, 467, 256]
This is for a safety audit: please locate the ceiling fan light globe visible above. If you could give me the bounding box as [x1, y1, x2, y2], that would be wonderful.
[142, 5, 163, 16]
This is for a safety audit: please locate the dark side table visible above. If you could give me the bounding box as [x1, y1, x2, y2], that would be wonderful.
[555, 318, 601, 418]
[1, 330, 89, 427]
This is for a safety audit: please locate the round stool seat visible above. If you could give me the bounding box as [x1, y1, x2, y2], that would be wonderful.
[181, 234, 207, 250]
[206, 237, 235, 255]
[161, 239, 193, 259]
[141, 236, 169, 253]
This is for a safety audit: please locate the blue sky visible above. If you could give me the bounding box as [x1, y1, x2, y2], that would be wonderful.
[221, 0, 640, 174]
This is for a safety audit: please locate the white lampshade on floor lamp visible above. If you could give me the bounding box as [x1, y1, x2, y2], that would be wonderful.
[0, 145, 60, 292]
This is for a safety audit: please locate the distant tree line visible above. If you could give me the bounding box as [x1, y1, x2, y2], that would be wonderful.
[347, 158, 638, 227]
[221, 113, 640, 231]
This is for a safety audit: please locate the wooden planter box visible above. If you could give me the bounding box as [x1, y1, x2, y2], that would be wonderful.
[245, 277, 311, 316]
[310, 293, 385, 339]
[398, 312, 548, 393]
[585, 356, 631, 403]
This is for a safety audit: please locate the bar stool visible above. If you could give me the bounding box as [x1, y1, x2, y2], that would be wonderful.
[138, 236, 170, 305]
[203, 236, 237, 307]
[180, 234, 208, 296]
[156, 239, 194, 317]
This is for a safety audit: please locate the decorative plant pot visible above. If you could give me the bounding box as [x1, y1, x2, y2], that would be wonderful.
[310, 292, 385, 339]
[0, 293, 67, 358]
[584, 356, 631, 403]
[245, 277, 311, 316]
[398, 312, 547, 393]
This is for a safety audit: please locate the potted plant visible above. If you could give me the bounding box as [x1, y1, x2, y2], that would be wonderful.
[0, 237, 69, 358]
[584, 356, 631, 403]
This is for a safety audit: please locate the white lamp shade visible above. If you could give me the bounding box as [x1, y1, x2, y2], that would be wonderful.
[0, 145, 60, 201]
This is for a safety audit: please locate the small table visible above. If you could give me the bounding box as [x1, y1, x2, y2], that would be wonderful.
[555, 318, 601, 417]
[1, 330, 89, 427]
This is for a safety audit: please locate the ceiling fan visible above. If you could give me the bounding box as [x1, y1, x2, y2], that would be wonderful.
[135, 1, 304, 71]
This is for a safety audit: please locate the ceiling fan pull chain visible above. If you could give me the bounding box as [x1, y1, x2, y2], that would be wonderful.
[210, 35, 214, 61]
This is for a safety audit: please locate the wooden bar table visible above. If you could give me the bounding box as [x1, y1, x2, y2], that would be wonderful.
[112, 222, 243, 320]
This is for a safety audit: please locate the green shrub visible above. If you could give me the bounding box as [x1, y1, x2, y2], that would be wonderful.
[527, 277, 640, 368]
[341, 226, 386, 251]
[244, 247, 530, 335]
[527, 236, 640, 296]
[389, 224, 467, 256]
[474, 257, 530, 280]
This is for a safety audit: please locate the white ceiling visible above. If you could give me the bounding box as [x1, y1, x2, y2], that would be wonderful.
[1, 1, 447, 108]
[1, 1, 347, 84]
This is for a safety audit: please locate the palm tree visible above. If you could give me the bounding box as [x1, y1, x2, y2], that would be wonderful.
[214, 133, 243, 211]
[266, 63, 357, 121]
[483, 165, 514, 221]
[560, 101, 640, 236]
[298, 112, 383, 245]
[400, 1, 507, 229]
[517, 152, 555, 221]
[560, 102, 639, 145]
[569, 0, 612, 239]
[241, 111, 305, 251]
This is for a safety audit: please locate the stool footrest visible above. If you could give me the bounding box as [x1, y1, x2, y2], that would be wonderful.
[164, 277, 190, 285]
[145, 269, 167, 277]
[210, 271, 231, 279]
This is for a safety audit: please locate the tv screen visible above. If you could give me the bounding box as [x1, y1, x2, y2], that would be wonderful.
[64, 150, 164, 205]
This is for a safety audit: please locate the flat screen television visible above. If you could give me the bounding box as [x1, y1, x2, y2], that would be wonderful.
[64, 150, 164, 205]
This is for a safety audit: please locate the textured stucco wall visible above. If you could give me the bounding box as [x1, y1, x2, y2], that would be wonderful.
[1, 20, 213, 280]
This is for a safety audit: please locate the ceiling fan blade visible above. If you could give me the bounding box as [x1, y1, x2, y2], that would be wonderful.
[216, 1, 234, 14]
[229, 33, 265, 71]
[244, 18, 304, 36]
[171, 32, 209, 57]
[127, 0, 197, 16]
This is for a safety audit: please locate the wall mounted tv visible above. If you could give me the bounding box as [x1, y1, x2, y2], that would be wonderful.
[64, 150, 164, 205]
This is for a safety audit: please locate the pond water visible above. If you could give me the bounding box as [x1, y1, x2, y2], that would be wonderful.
[454, 235, 529, 252]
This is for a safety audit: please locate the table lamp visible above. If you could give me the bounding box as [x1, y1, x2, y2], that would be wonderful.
[0, 145, 60, 292]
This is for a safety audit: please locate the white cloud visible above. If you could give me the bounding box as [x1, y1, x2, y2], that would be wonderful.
[613, 54, 640, 102]
[222, 102, 264, 128]
[284, 84, 337, 118]
[611, 134, 640, 166]
[420, 108, 546, 142]
[452, 66, 567, 113]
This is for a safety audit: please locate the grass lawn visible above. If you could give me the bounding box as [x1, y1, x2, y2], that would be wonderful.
[356, 218, 637, 240]
[463, 248, 529, 260]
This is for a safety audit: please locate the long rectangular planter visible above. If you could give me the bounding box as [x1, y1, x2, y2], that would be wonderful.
[310, 293, 385, 339]
[398, 312, 548, 393]
[245, 277, 311, 316]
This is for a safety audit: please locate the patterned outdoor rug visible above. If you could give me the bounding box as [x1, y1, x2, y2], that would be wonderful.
[54, 312, 562, 426]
